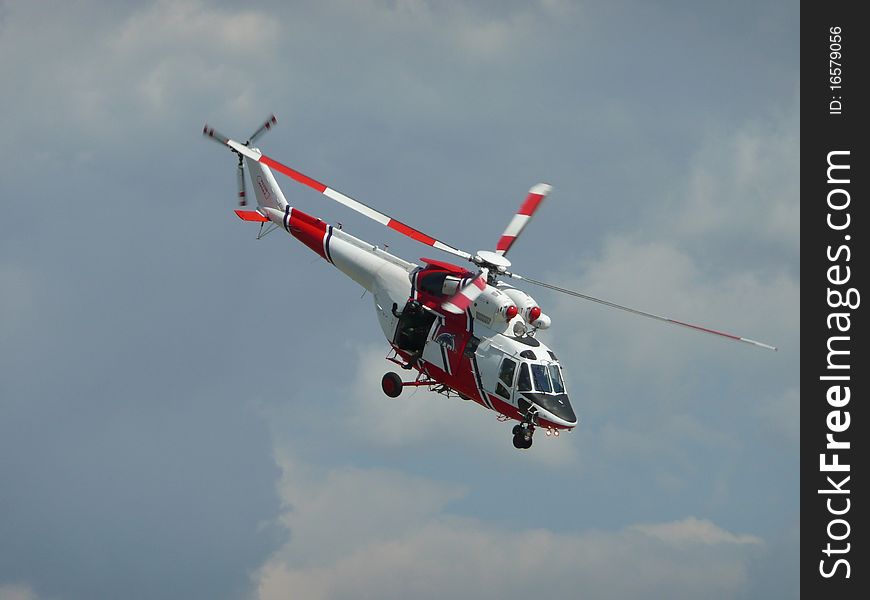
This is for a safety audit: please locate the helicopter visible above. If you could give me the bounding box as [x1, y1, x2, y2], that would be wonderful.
[203, 116, 776, 450]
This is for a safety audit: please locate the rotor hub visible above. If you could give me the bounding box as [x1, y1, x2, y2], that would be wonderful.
[473, 250, 511, 271]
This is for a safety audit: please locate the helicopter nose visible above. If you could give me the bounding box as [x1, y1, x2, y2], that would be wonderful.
[519, 392, 577, 426]
[549, 394, 577, 426]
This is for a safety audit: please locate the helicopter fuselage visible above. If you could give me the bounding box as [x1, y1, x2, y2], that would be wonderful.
[254, 161, 577, 432]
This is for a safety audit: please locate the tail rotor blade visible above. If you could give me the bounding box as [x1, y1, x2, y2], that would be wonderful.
[442, 271, 488, 314]
[495, 183, 552, 256]
[236, 162, 247, 207]
[247, 114, 277, 145]
[508, 272, 777, 351]
[203, 124, 231, 146]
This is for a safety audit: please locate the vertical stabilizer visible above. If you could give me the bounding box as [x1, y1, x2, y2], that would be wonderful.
[245, 156, 288, 211]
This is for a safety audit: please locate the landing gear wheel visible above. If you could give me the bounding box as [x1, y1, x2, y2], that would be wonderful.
[512, 434, 533, 449]
[381, 372, 403, 398]
[512, 424, 523, 436]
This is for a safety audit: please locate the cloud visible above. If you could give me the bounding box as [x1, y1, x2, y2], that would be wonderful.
[549, 235, 796, 384]
[0, 584, 38, 600]
[108, 0, 280, 115]
[542, 100, 799, 392]
[756, 387, 800, 440]
[253, 453, 763, 600]
[0, 0, 279, 151]
[631, 516, 763, 546]
[669, 103, 799, 253]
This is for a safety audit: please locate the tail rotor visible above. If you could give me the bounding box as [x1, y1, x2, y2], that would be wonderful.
[202, 114, 278, 207]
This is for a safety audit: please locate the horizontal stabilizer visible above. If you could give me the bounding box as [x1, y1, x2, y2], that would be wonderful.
[234, 209, 268, 222]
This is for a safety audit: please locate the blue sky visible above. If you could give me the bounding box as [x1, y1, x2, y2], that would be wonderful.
[0, 1, 798, 598]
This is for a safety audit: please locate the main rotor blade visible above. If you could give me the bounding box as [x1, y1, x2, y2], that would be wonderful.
[509, 273, 777, 351]
[247, 114, 277, 144]
[203, 124, 231, 146]
[442, 272, 488, 314]
[227, 140, 473, 261]
[495, 183, 551, 256]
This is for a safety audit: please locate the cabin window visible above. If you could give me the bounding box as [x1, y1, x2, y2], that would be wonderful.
[520, 350, 536, 360]
[498, 358, 517, 386]
[517, 363, 532, 392]
[548, 364, 565, 393]
[531, 364, 552, 393]
[495, 357, 516, 399]
[463, 335, 481, 358]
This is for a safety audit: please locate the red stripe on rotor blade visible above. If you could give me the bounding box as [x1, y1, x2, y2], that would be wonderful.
[388, 220, 437, 246]
[260, 155, 328, 193]
[517, 192, 545, 216]
[495, 235, 515, 252]
[668, 319, 741, 341]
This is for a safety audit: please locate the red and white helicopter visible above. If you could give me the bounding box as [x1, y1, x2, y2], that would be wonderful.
[204, 116, 776, 450]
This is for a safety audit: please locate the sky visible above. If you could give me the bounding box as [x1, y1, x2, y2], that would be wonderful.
[0, 1, 799, 599]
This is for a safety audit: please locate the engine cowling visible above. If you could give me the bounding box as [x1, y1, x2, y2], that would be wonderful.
[496, 283, 551, 329]
[469, 285, 517, 328]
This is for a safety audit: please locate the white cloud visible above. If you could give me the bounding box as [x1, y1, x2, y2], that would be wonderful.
[320, 0, 548, 63]
[0, 0, 279, 147]
[668, 100, 800, 253]
[0, 583, 38, 600]
[549, 235, 796, 383]
[756, 387, 800, 440]
[253, 453, 763, 600]
[631, 516, 762, 546]
[107, 0, 279, 114]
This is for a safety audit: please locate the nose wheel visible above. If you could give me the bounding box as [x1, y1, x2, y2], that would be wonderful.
[511, 423, 534, 449]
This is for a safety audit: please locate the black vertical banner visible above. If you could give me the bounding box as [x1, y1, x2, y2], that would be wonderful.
[802, 2, 867, 597]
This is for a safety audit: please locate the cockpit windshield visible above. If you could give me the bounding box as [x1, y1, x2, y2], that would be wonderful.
[515, 359, 566, 395]
[548, 364, 565, 393]
[530, 364, 552, 393]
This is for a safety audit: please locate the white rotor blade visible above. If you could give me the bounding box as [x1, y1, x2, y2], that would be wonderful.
[495, 183, 551, 256]
[227, 140, 473, 261]
[509, 273, 777, 351]
[442, 272, 488, 314]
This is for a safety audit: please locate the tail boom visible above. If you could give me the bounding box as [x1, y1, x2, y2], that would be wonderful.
[261, 206, 414, 292]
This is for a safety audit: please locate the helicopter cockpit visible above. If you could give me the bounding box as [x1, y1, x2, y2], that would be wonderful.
[488, 341, 576, 426]
[515, 357, 575, 425]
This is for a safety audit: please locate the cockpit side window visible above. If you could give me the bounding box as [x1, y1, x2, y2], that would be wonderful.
[548, 364, 565, 393]
[531, 364, 552, 393]
[517, 363, 532, 392]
